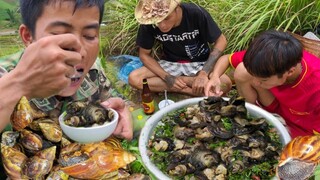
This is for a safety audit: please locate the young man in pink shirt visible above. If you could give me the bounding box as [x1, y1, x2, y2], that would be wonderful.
[205, 30, 320, 138]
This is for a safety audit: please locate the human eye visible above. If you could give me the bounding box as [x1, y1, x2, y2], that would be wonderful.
[50, 29, 67, 35]
[48, 23, 70, 35]
[83, 29, 98, 41]
[51, 32, 64, 35]
[83, 34, 97, 40]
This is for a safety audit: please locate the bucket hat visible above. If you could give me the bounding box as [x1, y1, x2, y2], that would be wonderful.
[135, 0, 181, 24]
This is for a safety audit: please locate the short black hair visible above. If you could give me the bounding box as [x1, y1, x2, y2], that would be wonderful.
[19, 0, 105, 36]
[243, 30, 303, 78]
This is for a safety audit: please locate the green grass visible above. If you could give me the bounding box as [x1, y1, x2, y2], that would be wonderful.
[0, 33, 22, 57]
[103, 0, 320, 55]
[103, 0, 139, 57]
[0, 1, 14, 11]
[0, 1, 319, 178]
[2, 0, 319, 57]
[1, 1, 320, 60]
[220, 0, 320, 52]
[0, 0, 18, 22]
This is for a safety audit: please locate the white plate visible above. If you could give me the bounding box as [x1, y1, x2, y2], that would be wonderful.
[139, 97, 291, 179]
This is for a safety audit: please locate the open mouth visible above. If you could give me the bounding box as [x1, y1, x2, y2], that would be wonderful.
[70, 68, 84, 83]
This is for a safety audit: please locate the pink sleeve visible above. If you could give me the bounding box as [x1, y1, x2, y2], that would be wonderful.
[229, 50, 246, 68]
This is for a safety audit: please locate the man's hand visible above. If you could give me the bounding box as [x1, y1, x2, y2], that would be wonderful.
[192, 70, 209, 95]
[13, 34, 82, 99]
[204, 76, 223, 97]
[164, 74, 187, 90]
[101, 97, 133, 140]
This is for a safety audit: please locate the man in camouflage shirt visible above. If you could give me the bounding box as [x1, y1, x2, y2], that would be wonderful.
[0, 1, 133, 140]
[0, 51, 126, 118]
[0, 1, 134, 178]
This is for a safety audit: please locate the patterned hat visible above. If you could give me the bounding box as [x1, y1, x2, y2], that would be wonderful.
[135, 0, 181, 24]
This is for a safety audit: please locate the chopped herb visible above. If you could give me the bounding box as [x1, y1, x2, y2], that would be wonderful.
[148, 101, 281, 179]
[221, 117, 233, 130]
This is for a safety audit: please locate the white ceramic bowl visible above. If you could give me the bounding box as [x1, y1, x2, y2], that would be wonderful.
[59, 108, 118, 144]
[158, 99, 175, 110]
[139, 97, 292, 179]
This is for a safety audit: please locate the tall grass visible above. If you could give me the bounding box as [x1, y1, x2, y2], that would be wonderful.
[103, 0, 320, 55]
[1, 0, 319, 57]
[220, 0, 320, 52]
[102, 0, 139, 57]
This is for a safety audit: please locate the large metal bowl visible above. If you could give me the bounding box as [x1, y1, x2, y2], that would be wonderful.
[139, 97, 291, 179]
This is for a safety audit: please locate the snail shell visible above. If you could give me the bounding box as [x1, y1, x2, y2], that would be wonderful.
[277, 135, 320, 180]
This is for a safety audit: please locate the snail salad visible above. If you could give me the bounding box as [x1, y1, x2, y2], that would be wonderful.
[148, 96, 282, 180]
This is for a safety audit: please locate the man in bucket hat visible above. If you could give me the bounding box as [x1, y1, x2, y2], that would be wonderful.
[129, 0, 232, 96]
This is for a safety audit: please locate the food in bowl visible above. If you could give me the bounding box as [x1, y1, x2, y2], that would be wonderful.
[139, 96, 291, 180]
[63, 101, 115, 127]
[59, 101, 118, 143]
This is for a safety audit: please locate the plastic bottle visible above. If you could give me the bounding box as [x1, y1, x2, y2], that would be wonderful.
[141, 79, 155, 115]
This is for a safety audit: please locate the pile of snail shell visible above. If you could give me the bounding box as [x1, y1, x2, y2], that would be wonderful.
[1, 96, 137, 179]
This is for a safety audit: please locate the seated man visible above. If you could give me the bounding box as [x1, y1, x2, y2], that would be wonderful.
[129, 0, 231, 96]
[0, 0, 133, 140]
[205, 29, 320, 138]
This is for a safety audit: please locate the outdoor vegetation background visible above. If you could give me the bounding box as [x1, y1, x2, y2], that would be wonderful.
[0, 0, 319, 57]
[0, 0, 319, 178]
[103, 0, 320, 56]
[0, 0, 319, 96]
[0, 0, 20, 57]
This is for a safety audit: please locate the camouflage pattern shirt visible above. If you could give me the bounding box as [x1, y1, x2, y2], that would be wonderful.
[0, 51, 122, 118]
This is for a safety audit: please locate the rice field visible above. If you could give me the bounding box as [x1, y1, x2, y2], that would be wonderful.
[0, 32, 22, 57]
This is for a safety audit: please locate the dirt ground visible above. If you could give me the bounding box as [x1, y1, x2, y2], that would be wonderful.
[113, 78, 194, 110]
[0, 30, 17, 36]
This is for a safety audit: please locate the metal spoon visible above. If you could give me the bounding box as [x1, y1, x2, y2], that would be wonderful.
[164, 90, 169, 107]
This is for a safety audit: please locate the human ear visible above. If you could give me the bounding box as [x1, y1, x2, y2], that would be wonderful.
[287, 66, 297, 76]
[19, 24, 33, 47]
